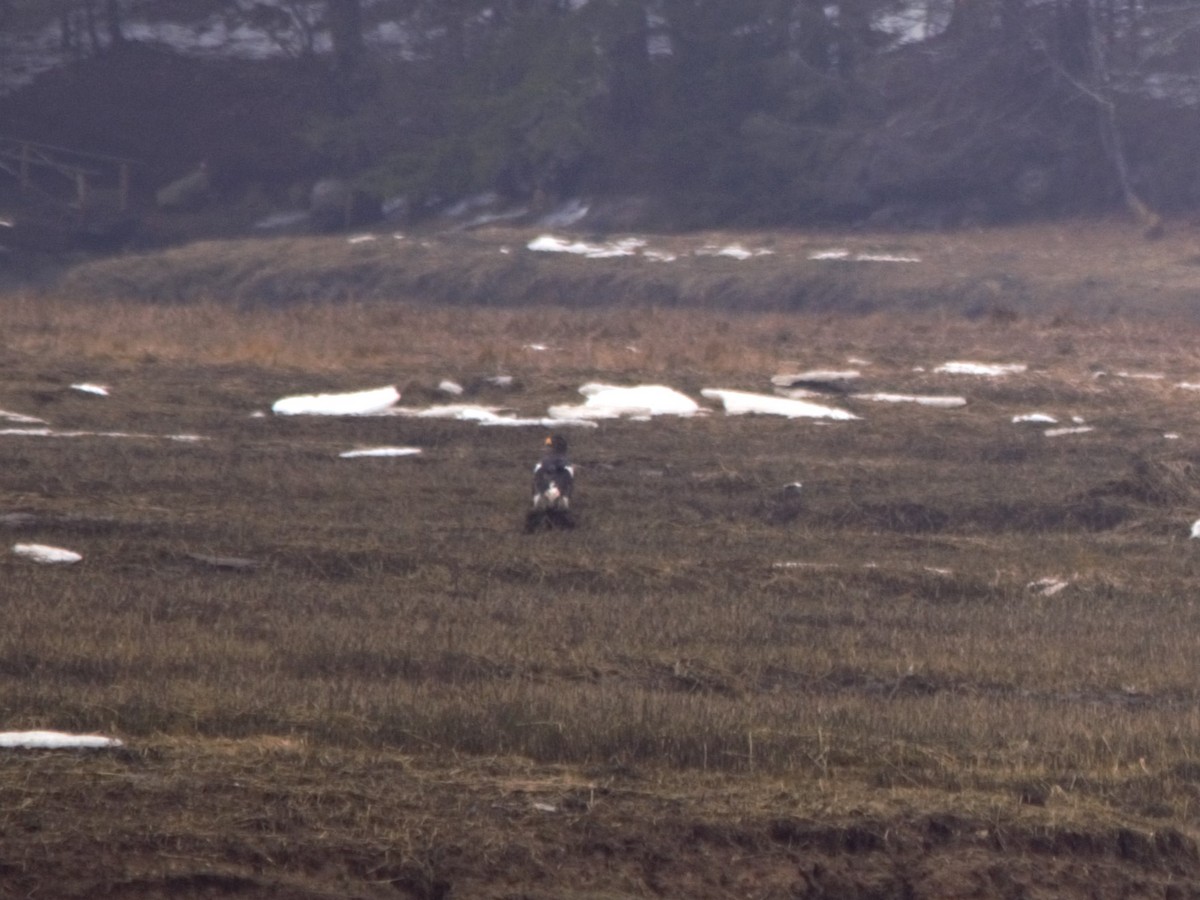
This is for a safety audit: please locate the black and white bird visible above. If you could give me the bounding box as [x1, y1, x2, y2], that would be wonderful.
[525, 434, 575, 531]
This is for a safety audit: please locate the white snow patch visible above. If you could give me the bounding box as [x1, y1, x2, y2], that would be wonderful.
[438, 380, 464, 396]
[934, 361, 1027, 376]
[391, 404, 596, 429]
[548, 384, 701, 421]
[1044, 426, 1094, 437]
[695, 243, 774, 260]
[642, 249, 677, 262]
[538, 199, 590, 228]
[0, 428, 204, 442]
[12, 543, 82, 565]
[0, 409, 47, 424]
[1013, 412, 1058, 424]
[346, 234, 377, 244]
[486, 375, 515, 388]
[526, 234, 644, 258]
[272, 386, 400, 416]
[523, 343, 551, 352]
[1028, 577, 1070, 596]
[809, 249, 921, 262]
[1191, 518, 1200, 538]
[853, 393, 966, 408]
[1165, 432, 1181, 440]
[701, 389, 858, 420]
[339, 447, 422, 459]
[252, 210, 309, 231]
[70, 383, 109, 396]
[1177, 382, 1200, 391]
[854, 252, 922, 263]
[1116, 371, 1165, 380]
[0, 731, 122, 749]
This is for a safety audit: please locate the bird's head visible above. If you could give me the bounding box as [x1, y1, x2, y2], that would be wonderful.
[545, 434, 568, 455]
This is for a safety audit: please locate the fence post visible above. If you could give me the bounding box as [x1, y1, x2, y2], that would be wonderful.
[75, 168, 88, 212]
[118, 162, 130, 211]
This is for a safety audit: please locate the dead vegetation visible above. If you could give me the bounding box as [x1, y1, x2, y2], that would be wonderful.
[7, 230, 1200, 896]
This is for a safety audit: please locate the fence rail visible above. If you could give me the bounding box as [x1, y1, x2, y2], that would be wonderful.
[0, 136, 141, 213]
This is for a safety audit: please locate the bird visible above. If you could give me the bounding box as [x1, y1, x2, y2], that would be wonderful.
[525, 434, 575, 532]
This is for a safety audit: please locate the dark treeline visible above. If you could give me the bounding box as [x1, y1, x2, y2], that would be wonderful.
[3, 0, 1200, 229]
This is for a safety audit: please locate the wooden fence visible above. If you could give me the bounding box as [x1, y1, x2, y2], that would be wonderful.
[0, 136, 140, 213]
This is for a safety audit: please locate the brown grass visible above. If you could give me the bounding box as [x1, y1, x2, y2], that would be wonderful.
[7, 229, 1200, 895]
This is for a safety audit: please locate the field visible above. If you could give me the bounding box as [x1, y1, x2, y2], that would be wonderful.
[7, 222, 1200, 897]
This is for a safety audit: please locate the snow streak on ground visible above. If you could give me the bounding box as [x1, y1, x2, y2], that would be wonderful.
[701, 389, 858, 420]
[12, 543, 82, 564]
[0, 731, 122, 749]
[272, 386, 401, 416]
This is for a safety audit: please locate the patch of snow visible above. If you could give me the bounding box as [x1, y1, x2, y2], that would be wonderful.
[1115, 371, 1165, 380]
[0, 730, 122, 749]
[0, 428, 205, 442]
[1177, 383, 1200, 391]
[1191, 518, 1200, 538]
[853, 393, 966, 408]
[549, 384, 701, 421]
[1044, 426, 1094, 437]
[934, 361, 1027, 377]
[339, 447, 422, 459]
[390, 404, 596, 429]
[523, 343, 552, 352]
[1028, 577, 1070, 596]
[0, 409, 46, 424]
[642, 249, 677, 262]
[526, 234, 645, 259]
[346, 234, 377, 244]
[538, 199, 590, 228]
[438, 380, 464, 396]
[461, 207, 528, 230]
[854, 252, 922, 263]
[252, 210, 309, 231]
[272, 386, 400, 417]
[1013, 413, 1058, 424]
[70, 383, 109, 396]
[696, 243, 774, 260]
[12, 543, 81, 565]
[445, 192, 500, 218]
[486, 375, 515, 388]
[1165, 433, 1181, 440]
[809, 249, 921, 262]
[701, 389, 858, 420]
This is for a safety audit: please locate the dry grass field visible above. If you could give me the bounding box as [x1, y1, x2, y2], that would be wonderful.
[7, 221, 1200, 897]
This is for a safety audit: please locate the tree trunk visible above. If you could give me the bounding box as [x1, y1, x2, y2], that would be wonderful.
[104, 0, 123, 45]
[1083, 0, 1162, 236]
[326, 0, 364, 74]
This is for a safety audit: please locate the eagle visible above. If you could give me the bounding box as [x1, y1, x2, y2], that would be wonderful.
[525, 434, 575, 531]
